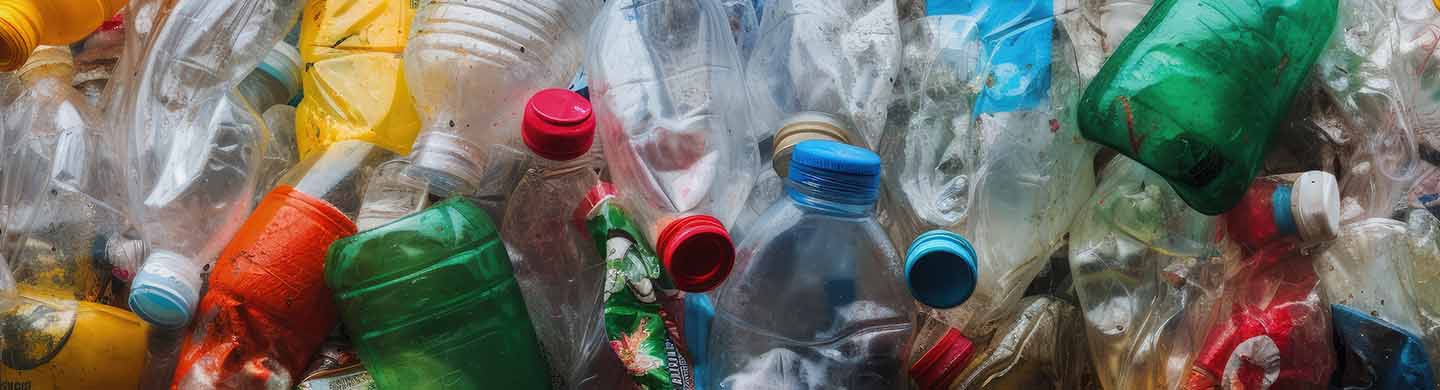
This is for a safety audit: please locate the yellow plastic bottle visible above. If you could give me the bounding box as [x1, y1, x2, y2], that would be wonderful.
[0, 293, 148, 390]
[0, 0, 127, 71]
[296, 0, 421, 159]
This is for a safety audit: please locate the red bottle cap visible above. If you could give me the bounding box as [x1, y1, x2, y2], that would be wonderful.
[656, 215, 734, 292]
[908, 328, 975, 389]
[522, 88, 595, 161]
[100, 13, 125, 32]
[573, 182, 619, 229]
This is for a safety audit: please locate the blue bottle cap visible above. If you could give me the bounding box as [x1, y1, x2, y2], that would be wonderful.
[787, 140, 882, 205]
[128, 250, 203, 328]
[905, 230, 979, 309]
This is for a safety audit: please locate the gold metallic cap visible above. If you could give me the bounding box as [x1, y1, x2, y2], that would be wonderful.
[772, 112, 857, 177]
[17, 45, 73, 78]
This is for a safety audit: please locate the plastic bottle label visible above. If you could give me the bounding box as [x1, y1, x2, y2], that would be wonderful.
[928, 0, 1053, 114]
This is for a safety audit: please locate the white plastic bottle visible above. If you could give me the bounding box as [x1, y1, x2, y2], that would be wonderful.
[403, 0, 601, 198]
[587, 0, 761, 292]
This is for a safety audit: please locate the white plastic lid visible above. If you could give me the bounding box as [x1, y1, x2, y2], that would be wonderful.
[1291, 170, 1341, 242]
[128, 250, 205, 328]
[257, 42, 302, 97]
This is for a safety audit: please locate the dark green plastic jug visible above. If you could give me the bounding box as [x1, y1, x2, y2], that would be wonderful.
[1078, 0, 1338, 215]
[325, 197, 552, 389]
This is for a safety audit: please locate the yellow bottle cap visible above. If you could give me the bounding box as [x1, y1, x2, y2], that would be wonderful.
[0, 1, 42, 72]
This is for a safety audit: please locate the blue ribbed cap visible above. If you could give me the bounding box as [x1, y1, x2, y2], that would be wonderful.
[905, 230, 979, 309]
[787, 140, 882, 205]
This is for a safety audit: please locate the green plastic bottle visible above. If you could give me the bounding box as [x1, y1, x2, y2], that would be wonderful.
[324, 197, 552, 389]
[1077, 0, 1338, 215]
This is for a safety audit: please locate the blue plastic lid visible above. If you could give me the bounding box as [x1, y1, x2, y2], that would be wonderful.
[905, 230, 979, 309]
[1272, 185, 1297, 237]
[787, 140, 882, 205]
[128, 250, 203, 328]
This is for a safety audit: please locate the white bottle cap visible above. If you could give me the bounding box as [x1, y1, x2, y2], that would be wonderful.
[1291, 170, 1340, 242]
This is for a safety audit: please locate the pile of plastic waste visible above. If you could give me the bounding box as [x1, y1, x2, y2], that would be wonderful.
[1, 0, 1438, 389]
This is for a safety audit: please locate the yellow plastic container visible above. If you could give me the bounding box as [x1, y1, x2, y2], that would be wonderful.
[296, 0, 421, 159]
[0, 294, 148, 390]
[0, 0, 126, 70]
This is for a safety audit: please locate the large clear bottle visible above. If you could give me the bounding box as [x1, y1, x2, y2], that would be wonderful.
[734, 0, 900, 235]
[877, 1, 1096, 339]
[707, 140, 911, 389]
[587, 0, 761, 292]
[1065, 157, 1219, 390]
[112, 0, 303, 329]
[0, 46, 131, 304]
[403, 0, 600, 198]
[499, 89, 614, 389]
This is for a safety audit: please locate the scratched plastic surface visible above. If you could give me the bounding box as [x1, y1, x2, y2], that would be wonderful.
[1077, 0, 1338, 215]
[586, 0, 761, 237]
[325, 198, 552, 390]
[172, 185, 358, 390]
[877, 9, 1096, 338]
[403, 0, 599, 196]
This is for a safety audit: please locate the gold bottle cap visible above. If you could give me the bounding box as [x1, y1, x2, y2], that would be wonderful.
[0, 1, 41, 72]
[17, 45, 73, 78]
[772, 112, 857, 177]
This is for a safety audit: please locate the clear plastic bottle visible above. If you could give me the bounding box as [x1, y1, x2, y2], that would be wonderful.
[706, 140, 911, 389]
[1315, 218, 1429, 340]
[111, 0, 303, 329]
[744, 0, 898, 150]
[877, 2, 1096, 339]
[734, 0, 899, 236]
[355, 158, 430, 231]
[909, 295, 1098, 389]
[71, 13, 125, 106]
[0, 0, 128, 70]
[0, 45, 132, 304]
[125, 89, 268, 329]
[587, 0, 761, 292]
[256, 104, 300, 196]
[403, 0, 600, 197]
[1066, 157, 1221, 390]
[236, 41, 300, 112]
[498, 89, 610, 389]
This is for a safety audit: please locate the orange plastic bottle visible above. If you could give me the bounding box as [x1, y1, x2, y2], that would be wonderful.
[0, 0, 127, 70]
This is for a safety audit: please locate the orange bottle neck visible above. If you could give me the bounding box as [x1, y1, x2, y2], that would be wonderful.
[0, 0, 42, 71]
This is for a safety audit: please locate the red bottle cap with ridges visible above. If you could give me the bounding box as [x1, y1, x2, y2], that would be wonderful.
[573, 182, 619, 229]
[100, 13, 125, 32]
[909, 328, 975, 389]
[522, 88, 595, 161]
[656, 215, 734, 292]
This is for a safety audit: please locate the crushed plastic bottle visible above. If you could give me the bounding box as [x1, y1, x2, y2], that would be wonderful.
[70, 13, 125, 106]
[909, 295, 1099, 389]
[0, 0, 128, 70]
[878, 1, 1097, 339]
[295, 0, 421, 159]
[1067, 157, 1221, 390]
[0, 293, 149, 389]
[0, 46, 132, 304]
[499, 88, 615, 389]
[706, 141, 911, 389]
[1331, 304, 1436, 389]
[115, 0, 304, 329]
[171, 140, 390, 390]
[1078, 0, 1338, 215]
[404, 0, 600, 197]
[587, 0, 760, 292]
[734, 0, 899, 235]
